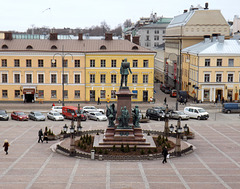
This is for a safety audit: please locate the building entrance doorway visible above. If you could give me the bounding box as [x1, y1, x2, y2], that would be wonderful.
[90, 90, 95, 102]
[23, 88, 35, 103]
[24, 94, 34, 103]
[216, 89, 222, 102]
[143, 91, 148, 102]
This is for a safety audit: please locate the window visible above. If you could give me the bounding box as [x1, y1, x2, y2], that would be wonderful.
[26, 59, 32, 67]
[228, 59, 234, 67]
[132, 90, 138, 99]
[14, 74, 20, 83]
[38, 90, 44, 98]
[63, 74, 68, 84]
[154, 30, 159, 34]
[51, 59, 56, 67]
[15, 90, 20, 98]
[147, 30, 149, 34]
[38, 59, 44, 67]
[111, 90, 116, 99]
[90, 74, 95, 83]
[216, 74, 222, 82]
[217, 59, 222, 66]
[26, 74, 32, 83]
[132, 75, 138, 83]
[38, 74, 44, 83]
[14, 59, 20, 67]
[75, 90, 80, 98]
[205, 59, 210, 66]
[1, 59, 7, 67]
[51, 90, 57, 98]
[2, 74, 8, 83]
[143, 75, 148, 83]
[90, 59, 95, 67]
[100, 74, 106, 83]
[163, 30, 165, 34]
[101, 59, 106, 67]
[154, 36, 159, 40]
[154, 42, 159, 47]
[204, 74, 210, 82]
[75, 74, 81, 83]
[146, 36, 150, 41]
[228, 74, 233, 82]
[75, 60, 80, 67]
[51, 74, 57, 83]
[2, 90, 7, 98]
[64, 90, 68, 99]
[111, 60, 116, 67]
[100, 90, 106, 99]
[63, 60, 68, 67]
[143, 60, 148, 67]
[111, 75, 116, 83]
[133, 60, 138, 67]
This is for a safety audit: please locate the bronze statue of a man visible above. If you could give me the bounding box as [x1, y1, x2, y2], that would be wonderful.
[118, 106, 130, 128]
[120, 58, 132, 88]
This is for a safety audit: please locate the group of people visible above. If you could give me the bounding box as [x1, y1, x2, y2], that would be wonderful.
[38, 128, 48, 143]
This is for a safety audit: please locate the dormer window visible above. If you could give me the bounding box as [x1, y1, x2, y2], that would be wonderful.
[26, 45, 33, 49]
[132, 46, 138, 50]
[100, 45, 106, 50]
[51, 45, 57, 49]
[2, 44, 8, 49]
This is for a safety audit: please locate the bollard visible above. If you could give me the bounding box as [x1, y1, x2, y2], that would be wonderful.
[91, 150, 95, 160]
[99, 155, 103, 161]
[148, 154, 153, 160]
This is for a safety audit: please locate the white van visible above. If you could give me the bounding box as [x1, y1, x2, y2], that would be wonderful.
[51, 106, 63, 114]
[184, 107, 209, 120]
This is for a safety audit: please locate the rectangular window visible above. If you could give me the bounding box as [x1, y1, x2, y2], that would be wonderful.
[216, 74, 222, 82]
[1, 59, 7, 67]
[132, 90, 138, 99]
[204, 74, 210, 82]
[75, 90, 80, 98]
[26, 74, 32, 83]
[217, 59, 222, 66]
[154, 36, 159, 40]
[14, 74, 20, 83]
[64, 90, 68, 99]
[154, 30, 159, 34]
[26, 59, 32, 67]
[132, 75, 138, 83]
[63, 74, 68, 84]
[205, 59, 210, 66]
[15, 90, 20, 98]
[38, 74, 44, 83]
[2, 74, 8, 83]
[100, 74, 106, 83]
[63, 60, 68, 67]
[51, 59, 56, 67]
[111, 90, 116, 99]
[143, 60, 148, 68]
[38, 59, 44, 67]
[111, 60, 116, 67]
[90, 74, 95, 83]
[228, 59, 234, 67]
[51, 90, 57, 98]
[51, 74, 57, 83]
[101, 59, 106, 67]
[146, 36, 150, 41]
[228, 74, 233, 82]
[38, 90, 44, 98]
[100, 90, 106, 99]
[2, 90, 7, 98]
[143, 75, 148, 83]
[90, 59, 95, 67]
[75, 60, 80, 67]
[111, 75, 116, 83]
[75, 74, 81, 83]
[133, 60, 138, 67]
[14, 59, 20, 67]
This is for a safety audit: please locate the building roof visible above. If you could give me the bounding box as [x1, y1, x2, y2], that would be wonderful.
[167, 11, 195, 28]
[182, 38, 240, 56]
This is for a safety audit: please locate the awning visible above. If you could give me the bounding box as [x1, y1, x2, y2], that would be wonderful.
[23, 89, 35, 94]
[132, 90, 138, 94]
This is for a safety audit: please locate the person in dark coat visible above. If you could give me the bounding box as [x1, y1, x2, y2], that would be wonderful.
[164, 97, 167, 105]
[3, 139, 9, 155]
[38, 129, 43, 143]
[221, 97, 225, 104]
[43, 130, 48, 143]
[97, 97, 101, 105]
[162, 146, 168, 164]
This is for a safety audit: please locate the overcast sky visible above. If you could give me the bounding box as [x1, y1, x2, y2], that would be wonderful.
[0, 0, 238, 32]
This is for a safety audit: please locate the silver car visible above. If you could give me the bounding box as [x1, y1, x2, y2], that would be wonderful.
[28, 111, 46, 121]
[87, 112, 107, 121]
[47, 111, 64, 121]
[83, 106, 105, 114]
[170, 111, 189, 120]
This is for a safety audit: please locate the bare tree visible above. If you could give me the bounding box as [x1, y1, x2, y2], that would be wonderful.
[123, 19, 132, 28]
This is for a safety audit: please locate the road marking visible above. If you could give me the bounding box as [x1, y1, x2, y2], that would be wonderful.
[66, 159, 80, 189]
[106, 162, 110, 189]
[138, 162, 150, 189]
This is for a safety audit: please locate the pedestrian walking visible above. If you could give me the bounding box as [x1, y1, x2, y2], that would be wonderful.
[3, 139, 9, 155]
[164, 97, 167, 105]
[221, 97, 224, 104]
[97, 97, 101, 105]
[38, 129, 43, 143]
[43, 130, 48, 143]
[162, 146, 168, 164]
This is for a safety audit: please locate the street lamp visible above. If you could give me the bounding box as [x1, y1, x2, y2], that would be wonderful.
[52, 46, 73, 106]
[183, 124, 189, 141]
[63, 124, 68, 133]
[69, 112, 76, 156]
[175, 118, 182, 156]
[76, 104, 82, 135]
[164, 104, 170, 136]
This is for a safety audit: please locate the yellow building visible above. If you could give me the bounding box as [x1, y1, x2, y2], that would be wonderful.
[182, 37, 240, 102]
[0, 33, 155, 103]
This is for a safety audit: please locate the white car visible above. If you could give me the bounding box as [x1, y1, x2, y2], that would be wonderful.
[83, 106, 105, 114]
[184, 107, 209, 120]
[87, 112, 107, 121]
[51, 106, 63, 114]
[47, 111, 64, 121]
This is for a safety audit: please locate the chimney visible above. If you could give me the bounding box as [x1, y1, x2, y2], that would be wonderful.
[78, 33, 83, 40]
[50, 33, 58, 40]
[4, 32, 12, 40]
[124, 34, 131, 41]
[218, 36, 225, 43]
[132, 36, 140, 45]
[105, 33, 112, 40]
[204, 35, 211, 43]
[204, 2, 209, 10]
[184, 9, 188, 13]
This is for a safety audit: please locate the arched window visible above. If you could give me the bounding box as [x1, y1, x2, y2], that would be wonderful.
[100, 45, 107, 50]
[2, 44, 8, 49]
[26, 45, 33, 49]
[51, 45, 57, 49]
[132, 46, 138, 50]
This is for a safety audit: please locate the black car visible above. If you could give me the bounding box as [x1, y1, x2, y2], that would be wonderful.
[0, 110, 9, 121]
[146, 108, 165, 121]
[152, 106, 173, 113]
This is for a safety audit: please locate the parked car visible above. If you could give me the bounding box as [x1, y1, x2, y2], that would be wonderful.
[164, 86, 171, 94]
[152, 106, 173, 113]
[160, 84, 166, 92]
[87, 111, 107, 121]
[146, 108, 165, 121]
[47, 111, 64, 121]
[169, 111, 189, 120]
[51, 106, 63, 114]
[83, 106, 105, 114]
[170, 89, 177, 97]
[28, 111, 46, 121]
[62, 106, 87, 121]
[0, 110, 9, 121]
[178, 90, 188, 103]
[222, 103, 240, 113]
[11, 111, 28, 121]
[184, 107, 209, 120]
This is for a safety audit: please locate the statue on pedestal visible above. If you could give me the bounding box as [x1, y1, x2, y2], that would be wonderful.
[132, 105, 140, 127]
[118, 106, 130, 128]
[120, 58, 132, 88]
[106, 104, 116, 127]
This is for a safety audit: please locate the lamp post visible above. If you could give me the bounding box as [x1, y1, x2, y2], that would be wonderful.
[52, 46, 73, 106]
[183, 124, 189, 141]
[76, 104, 82, 136]
[69, 112, 76, 156]
[175, 118, 182, 156]
[164, 104, 170, 136]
